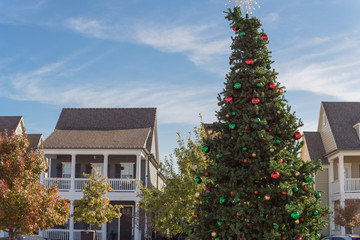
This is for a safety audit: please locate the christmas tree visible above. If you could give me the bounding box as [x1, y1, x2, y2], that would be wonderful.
[188, 7, 329, 240]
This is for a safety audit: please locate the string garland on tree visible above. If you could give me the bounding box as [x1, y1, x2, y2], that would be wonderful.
[225, 0, 260, 14]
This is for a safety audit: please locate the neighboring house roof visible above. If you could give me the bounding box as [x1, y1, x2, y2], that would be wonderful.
[0, 116, 22, 133]
[303, 131, 328, 165]
[27, 134, 43, 150]
[44, 108, 156, 150]
[322, 102, 360, 150]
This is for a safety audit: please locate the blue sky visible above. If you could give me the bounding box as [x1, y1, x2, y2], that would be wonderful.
[1, 0, 360, 160]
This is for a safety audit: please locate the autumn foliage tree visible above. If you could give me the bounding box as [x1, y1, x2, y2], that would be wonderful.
[138, 123, 208, 236]
[334, 200, 360, 234]
[0, 131, 70, 240]
[73, 169, 122, 240]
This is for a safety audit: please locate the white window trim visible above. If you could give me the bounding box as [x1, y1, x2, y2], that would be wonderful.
[121, 163, 135, 179]
[62, 162, 71, 178]
[344, 163, 352, 179]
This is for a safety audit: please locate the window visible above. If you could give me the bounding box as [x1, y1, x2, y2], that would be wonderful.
[121, 163, 134, 179]
[91, 163, 103, 175]
[62, 163, 71, 178]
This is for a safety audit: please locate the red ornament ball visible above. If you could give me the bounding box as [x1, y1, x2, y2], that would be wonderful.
[322, 213, 327, 217]
[230, 191, 233, 195]
[279, 159, 284, 163]
[233, 41, 236, 45]
[243, 159, 248, 163]
[233, 26, 239, 31]
[193, 214, 198, 218]
[262, 33, 269, 40]
[294, 131, 302, 140]
[217, 102, 221, 106]
[205, 172, 209, 176]
[303, 187, 308, 191]
[236, 212, 241, 217]
[226, 96, 233, 103]
[300, 217, 304, 222]
[206, 188, 211, 193]
[245, 126, 248, 130]
[218, 136, 223, 140]
[271, 171, 280, 179]
[296, 237, 303, 240]
[245, 59, 254, 65]
[254, 190, 259, 195]
[269, 128, 272, 132]
[269, 82, 276, 89]
[251, 98, 260, 104]
[281, 190, 287, 195]
[281, 238, 286, 240]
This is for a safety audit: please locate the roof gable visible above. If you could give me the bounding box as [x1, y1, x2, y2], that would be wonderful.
[303, 131, 328, 165]
[55, 108, 156, 130]
[322, 102, 360, 150]
[0, 116, 22, 133]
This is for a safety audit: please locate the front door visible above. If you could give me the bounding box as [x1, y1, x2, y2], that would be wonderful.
[120, 207, 133, 240]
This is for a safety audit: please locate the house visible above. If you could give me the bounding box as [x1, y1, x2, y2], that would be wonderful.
[0, 116, 44, 238]
[40, 108, 165, 240]
[301, 102, 360, 236]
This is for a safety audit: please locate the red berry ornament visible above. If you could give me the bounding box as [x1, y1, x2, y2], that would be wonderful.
[323, 213, 327, 217]
[300, 217, 304, 222]
[218, 136, 223, 140]
[269, 82, 276, 89]
[281, 191, 287, 195]
[296, 237, 302, 240]
[245, 59, 254, 65]
[294, 131, 302, 140]
[254, 190, 259, 195]
[193, 214, 198, 218]
[206, 188, 210, 193]
[271, 171, 280, 179]
[261, 33, 269, 40]
[251, 98, 260, 104]
[226, 96, 233, 103]
[217, 102, 221, 106]
[205, 172, 209, 176]
[243, 159, 248, 163]
[233, 26, 239, 31]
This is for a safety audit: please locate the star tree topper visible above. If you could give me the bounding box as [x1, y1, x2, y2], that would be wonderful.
[226, 0, 260, 14]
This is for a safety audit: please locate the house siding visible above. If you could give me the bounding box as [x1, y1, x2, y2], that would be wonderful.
[149, 161, 157, 189]
[318, 106, 337, 154]
[344, 156, 360, 178]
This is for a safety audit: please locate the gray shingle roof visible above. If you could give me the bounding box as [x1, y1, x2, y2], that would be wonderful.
[44, 129, 151, 149]
[322, 102, 360, 150]
[55, 108, 156, 130]
[0, 116, 22, 133]
[303, 131, 328, 165]
[27, 134, 43, 150]
[45, 108, 157, 150]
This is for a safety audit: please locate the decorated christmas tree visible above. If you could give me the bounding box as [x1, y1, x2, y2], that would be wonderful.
[188, 5, 329, 240]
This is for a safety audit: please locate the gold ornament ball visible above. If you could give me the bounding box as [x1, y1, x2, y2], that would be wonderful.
[208, 130, 213, 135]
[264, 46, 268, 50]
[279, 89, 285, 94]
[270, 148, 275, 152]
[225, 114, 230, 118]
[232, 61, 236, 65]
[277, 111, 281, 114]
[195, 192, 200, 198]
[294, 171, 300, 177]
[294, 220, 300, 224]
[202, 156, 207, 161]
[211, 232, 217, 237]
[280, 150, 284, 153]
[264, 195, 270, 200]
[252, 153, 256, 157]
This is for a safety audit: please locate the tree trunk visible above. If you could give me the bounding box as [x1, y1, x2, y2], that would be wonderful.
[94, 225, 97, 240]
[8, 229, 15, 240]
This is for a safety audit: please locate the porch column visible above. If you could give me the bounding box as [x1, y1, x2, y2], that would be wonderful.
[329, 160, 334, 194]
[101, 223, 106, 240]
[70, 200, 74, 240]
[136, 154, 141, 181]
[48, 157, 52, 178]
[70, 154, 76, 192]
[338, 155, 345, 195]
[134, 202, 141, 240]
[145, 156, 149, 188]
[103, 154, 109, 177]
[329, 201, 335, 235]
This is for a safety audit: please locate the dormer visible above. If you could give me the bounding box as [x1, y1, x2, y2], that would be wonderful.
[353, 121, 360, 140]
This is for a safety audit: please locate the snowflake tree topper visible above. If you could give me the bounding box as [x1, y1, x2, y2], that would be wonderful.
[225, 0, 260, 14]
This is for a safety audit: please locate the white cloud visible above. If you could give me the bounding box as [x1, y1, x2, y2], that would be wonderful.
[65, 17, 114, 40]
[277, 31, 360, 101]
[263, 12, 279, 23]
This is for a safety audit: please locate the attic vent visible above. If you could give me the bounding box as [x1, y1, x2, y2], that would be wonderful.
[353, 123, 360, 140]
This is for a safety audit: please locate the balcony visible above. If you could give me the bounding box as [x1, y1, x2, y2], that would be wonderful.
[43, 178, 137, 192]
[43, 229, 102, 240]
[331, 178, 360, 194]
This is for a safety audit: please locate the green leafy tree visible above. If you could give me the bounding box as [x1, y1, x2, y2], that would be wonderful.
[73, 169, 122, 240]
[138, 123, 209, 236]
[188, 8, 329, 240]
[0, 131, 70, 240]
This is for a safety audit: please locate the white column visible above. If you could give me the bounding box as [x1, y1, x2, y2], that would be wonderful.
[70, 154, 76, 192]
[145, 156, 149, 188]
[70, 200, 74, 240]
[134, 202, 141, 240]
[338, 155, 345, 195]
[329, 160, 334, 194]
[136, 155, 141, 182]
[329, 201, 335, 235]
[48, 157, 52, 178]
[103, 154, 108, 177]
[102, 223, 106, 240]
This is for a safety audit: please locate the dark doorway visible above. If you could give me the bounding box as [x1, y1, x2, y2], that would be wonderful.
[107, 217, 118, 240]
[120, 206, 133, 240]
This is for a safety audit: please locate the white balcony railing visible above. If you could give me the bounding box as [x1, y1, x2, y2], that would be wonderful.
[43, 178, 137, 192]
[43, 229, 69, 240]
[43, 178, 71, 190]
[345, 178, 360, 192]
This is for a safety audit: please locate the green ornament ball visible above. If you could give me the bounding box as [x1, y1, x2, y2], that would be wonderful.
[216, 154, 221, 158]
[276, 139, 280, 144]
[291, 211, 300, 220]
[240, 32, 245, 36]
[273, 224, 279, 229]
[315, 193, 321, 199]
[194, 176, 202, 184]
[232, 111, 236, 116]
[213, 162, 218, 167]
[239, 132, 243, 136]
[219, 198, 226, 204]
[313, 210, 319, 216]
[305, 176, 312, 182]
[234, 198, 240, 202]
[229, 123, 236, 129]
[234, 83, 242, 89]
[266, 65, 271, 69]
[215, 238, 220, 240]
[189, 229, 193, 233]
[202, 145, 209, 153]
[242, 147, 248, 151]
[254, 117, 261, 123]
[316, 234, 321, 238]
[257, 82, 263, 87]
[260, 213, 264, 217]
[293, 188, 299, 192]
[217, 221, 222, 226]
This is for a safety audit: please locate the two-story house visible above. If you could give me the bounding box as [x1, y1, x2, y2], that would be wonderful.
[0, 116, 44, 238]
[41, 108, 165, 240]
[301, 102, 360, 236]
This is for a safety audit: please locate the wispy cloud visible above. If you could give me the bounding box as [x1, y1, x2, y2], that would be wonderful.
[1, 61, 218, 125]
[65, 17, 115, 40]
[277, 31, 360, 101]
